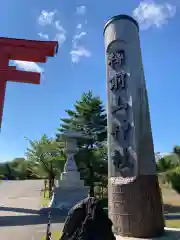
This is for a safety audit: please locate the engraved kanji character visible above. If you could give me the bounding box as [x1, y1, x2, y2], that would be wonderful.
[111, 150, 123, 169]
[108, 53, 115, 68]
[111, 124, 120, 140]
[111, 95, 128, 114]
[121, 119, 130, 141]
[117, 71, 126, 89]
[117, 96, 125, 107]
[112, 148, 129, 169]
[108, 50, 125, 69]
[116, 50, 125, 65]
[123, 148, 129, 162]
[110, 77, 119, 91]
[110, 71, 127, 91]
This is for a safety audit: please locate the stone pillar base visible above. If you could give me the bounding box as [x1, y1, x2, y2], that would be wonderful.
[49, 185, 89, 209]
[108, 175, 164, 238]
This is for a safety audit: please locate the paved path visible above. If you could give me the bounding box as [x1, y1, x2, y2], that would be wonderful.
[0, 180, 64, 240]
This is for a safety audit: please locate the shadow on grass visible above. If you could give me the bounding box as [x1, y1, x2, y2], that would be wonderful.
[0, 206, 67, 227]
[164, 204, 180, 214]
[164, 204, 180, 220]
[2, 203, 180, 227]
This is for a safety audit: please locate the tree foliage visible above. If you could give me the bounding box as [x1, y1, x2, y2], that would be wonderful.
[57, 91, 107, 146]
[56, 91, 107, 196]
[25, 134, 66, 197]
[25, 135, 65, 176]
[157, 147, 180, 193]
[157, 154, 178, 173]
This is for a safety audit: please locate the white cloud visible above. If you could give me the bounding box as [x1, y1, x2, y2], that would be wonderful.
[70, 12, 90, 63]
[74, 31, 87, 40]
[55, 21, 66, 33]
[71, 31, 90, 63]
[76, 6, 87, 15]
[70, 46, 91, 63]
[37, 11, 66, 45]
[77, 24, 82, 29]
[72, 31, 87, 48]
[72, 32, 87, 45]
[133, 1, 176, 30]
[54, 33, 66, 44]
[38, 10, 56, 26]
[54, 21, 66, 44]
[14, 61, 43, 73]
[38, 32, 49, 40]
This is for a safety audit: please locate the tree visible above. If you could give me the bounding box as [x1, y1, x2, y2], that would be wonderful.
[2, 162, 15, 180]
[25, 134, 65, 198]
[56, 91, 107, 197]
[10, 158, 28, 180]
[75, 147, 108, 197]
[156, 147, 180, 192]
[57, 91, 107, 146]
[173, 145, 180, 163]
[0, 162, 8, 178]
[157, 154, 178, 173]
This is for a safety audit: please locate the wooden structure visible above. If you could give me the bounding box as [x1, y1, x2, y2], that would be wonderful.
[0, 37, 58, 129]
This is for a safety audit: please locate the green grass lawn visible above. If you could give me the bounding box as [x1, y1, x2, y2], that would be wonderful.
[166, 220, 180, 228]
[40, 189, 51, 208]
[41, 231, 62, 240]
[159, 183, 180, 228]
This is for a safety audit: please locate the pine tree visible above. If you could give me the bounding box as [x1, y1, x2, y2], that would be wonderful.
[56, 91, 107, 196]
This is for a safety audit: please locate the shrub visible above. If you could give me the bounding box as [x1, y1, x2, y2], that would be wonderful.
[167, 168, 180, 193]
[157, 155, 178, 173]
[0, 174, 4, 180]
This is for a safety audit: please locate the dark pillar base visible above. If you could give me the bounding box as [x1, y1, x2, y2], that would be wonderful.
[108, 175, 165, 238]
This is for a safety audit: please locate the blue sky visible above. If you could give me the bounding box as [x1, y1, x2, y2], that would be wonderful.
[0, 0, 179, 161]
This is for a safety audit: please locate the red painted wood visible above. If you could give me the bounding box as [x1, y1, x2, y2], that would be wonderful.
[0, 54, 8, 131]
[8, 47, 47, 62]
[0, 79, 6, 131]
[0, 38, 58, 129]
[0, 69, 40, 84]
[0, 38, 58, 56]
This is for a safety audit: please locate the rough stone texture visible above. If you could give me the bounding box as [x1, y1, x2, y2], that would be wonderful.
[108, 176, 164, 238]
[104, 15, 164, 238]
[115, 229, 180, 239]
[50, 186, 88, 209]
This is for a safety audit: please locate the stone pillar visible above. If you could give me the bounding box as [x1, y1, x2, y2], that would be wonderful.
[50, 130, 89, 209]
[63, 138, 78, 173]
[60, 137, 82, 184]
[104, 15, 164, 238]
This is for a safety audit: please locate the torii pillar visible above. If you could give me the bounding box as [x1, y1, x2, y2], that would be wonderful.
[0, 37, 58, 130]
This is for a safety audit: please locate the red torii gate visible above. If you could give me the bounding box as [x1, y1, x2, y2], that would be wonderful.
[0, 37, 58, 129]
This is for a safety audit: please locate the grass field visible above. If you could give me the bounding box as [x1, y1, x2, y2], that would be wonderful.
[161, 183, 180, 228]
[40, 189, 50, 207]
[41, 231, 62, 240]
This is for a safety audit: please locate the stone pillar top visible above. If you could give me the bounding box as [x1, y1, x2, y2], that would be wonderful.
[103, 14, 139, 36]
